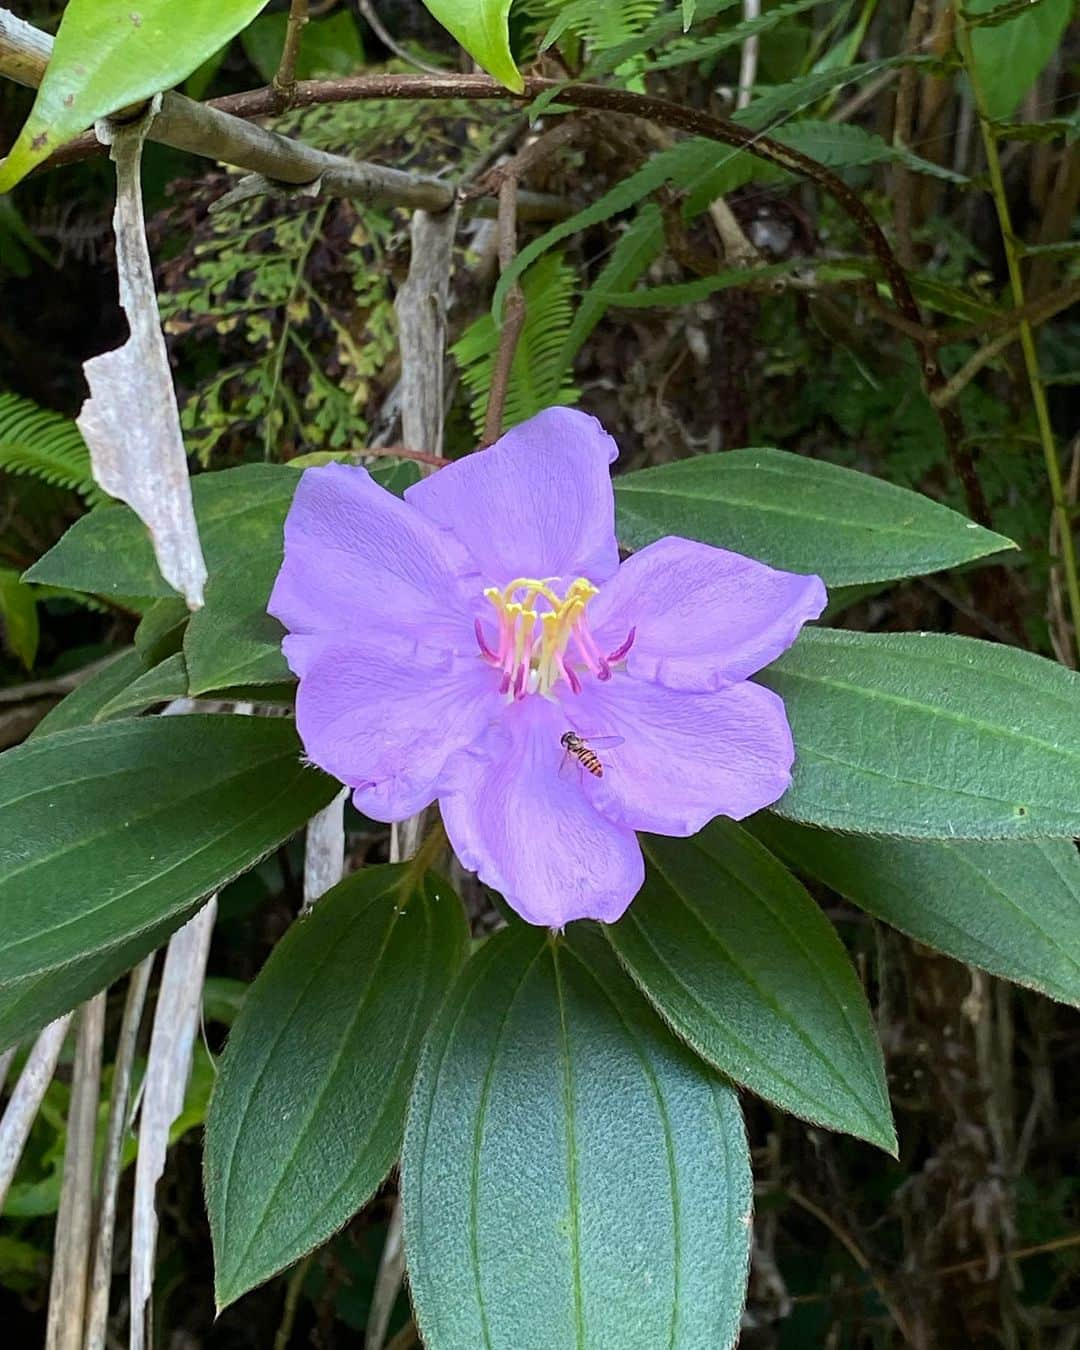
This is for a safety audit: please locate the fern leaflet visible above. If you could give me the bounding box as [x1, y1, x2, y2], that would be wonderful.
[0, 392, 102, 503]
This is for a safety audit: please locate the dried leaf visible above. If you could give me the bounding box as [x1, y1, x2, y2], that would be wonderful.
[78, 99, 207, 608]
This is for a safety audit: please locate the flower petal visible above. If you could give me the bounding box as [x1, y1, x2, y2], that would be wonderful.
[268, 463, 479, 648]
[439, 698, 644, 927]
[285, 634, 498, 820]
[404, 407, 621, 584]
[569, 674, 794, 835]
[590, 536, 826, 690]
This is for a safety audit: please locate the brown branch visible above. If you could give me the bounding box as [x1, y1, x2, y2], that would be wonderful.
[475, 121, 582, 444]
[272, 0, 309, 109]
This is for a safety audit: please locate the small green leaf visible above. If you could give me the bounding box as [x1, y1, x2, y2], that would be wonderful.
[0, 0, 272, 190]
[967, 0, 1072, 120]
[94, 651, 189, 720]
[0, 715, 336, 1050]
[609, 823, 894, 1151]
[0, 566, 39, 669]
[760, 628, 1080, 838]
[420, 1, 522, 92]
[30, 649, 149, 740]
[614, 449, 1016, 586]
[207, 865, 468, 1308]
[752, 818, 1080, 1009]
[403, 924, 752, 1350]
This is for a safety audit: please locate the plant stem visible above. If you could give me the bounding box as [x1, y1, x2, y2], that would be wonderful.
[957, 17, 1080, 660]
[273, 0, 309, 108]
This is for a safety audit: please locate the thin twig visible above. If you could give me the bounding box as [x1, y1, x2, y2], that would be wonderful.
[786, 1188, 919, 1346]
[45, 994, 106, 1350]
[273, 0, 309, 108]
[470, 121, 581, 443]
[83, 955, 156, 1350]
[891, 0, 930, 269]
[483, 173, 524, 445]
[957, 14, 1080, 660]
[357, 0, 446, 76]
[0, 1015, 73, 1210]
[383, 1317, 419, 1350]
[273, 1253, 314, 1350]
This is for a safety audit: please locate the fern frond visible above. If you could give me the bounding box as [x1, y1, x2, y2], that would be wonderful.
[520, 0, 662, 55]
[0, 392, 102, 503]
[454, 253, 579, 440]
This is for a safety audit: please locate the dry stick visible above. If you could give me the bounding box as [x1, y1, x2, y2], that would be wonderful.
[45, 994, 106, 1350]
[130, 901, 217, 1350]
[0, 1014, 73, 1209]
[273, 0, 309, 108]
[956, 17, 1080, 660]
[83, 955, 156, 1350]
[302, 788, 348, 911]
[0, 1046, 15, 1093]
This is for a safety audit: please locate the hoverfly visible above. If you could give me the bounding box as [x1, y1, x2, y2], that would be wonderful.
[559, 731, 624, 779]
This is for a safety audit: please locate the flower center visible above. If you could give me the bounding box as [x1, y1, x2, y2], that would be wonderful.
[474, 576, 635, 700]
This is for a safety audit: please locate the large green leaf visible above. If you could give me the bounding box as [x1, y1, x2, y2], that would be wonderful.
[608, 824, 894, 1150]
[752, 818, 1080, 1008]
[403, 924, 752, 1350]
[207, 865, 468, 1308]
[26, 461, 420, 695]
[420, 1, 522, 91]
[760, 628, 1080, 838]
[93, 651, 189, 720]
[0, 715, 336, 1050]
[613, 450, 1015, 586]
[0, 0, 271, 190]
[967, 0, 1073, 121]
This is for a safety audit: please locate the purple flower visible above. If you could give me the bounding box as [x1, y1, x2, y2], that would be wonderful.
[269, 408, 826, 928]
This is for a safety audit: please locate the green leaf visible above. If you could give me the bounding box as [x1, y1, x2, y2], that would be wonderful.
[26, 461, 420, 695]
[207, 865, 468, 1308]
[967, 0, 1072, 121]
[760, 627, 1080, 839]
[0, 715, 336, 1050]
[0, 566, 39, 669]
[735, 55, 937, 130]
[613, 448, 1016, 586]
[609, 824, 894, 1150]
[419, 1, 522, 92]
[93, 651, 189, 720]
[559, 204, 665, 376]
[649, 0, 834, 72]
[0, 0, 272, 190]
[403, 924, 752, 1350]
[752, 818, 1080, 1009]
[30, 649, 149, 740]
